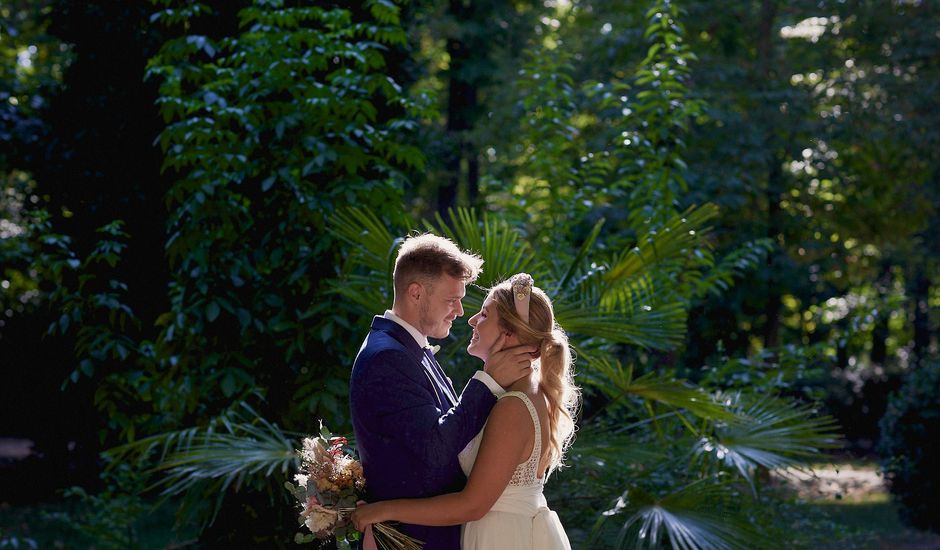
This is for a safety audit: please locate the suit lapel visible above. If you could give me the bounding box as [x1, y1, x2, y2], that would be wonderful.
[423, 348, 458, 407]
[370, 316, 453, 409]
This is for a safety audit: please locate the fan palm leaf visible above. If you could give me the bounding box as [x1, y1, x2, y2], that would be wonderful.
[106, 402, 299, 524]
[571, 424, 668, 468]
[556, 302, 687, 350]
[693, 393, 841, 493]
[557, 217, 606, 290]
[583, 357, 735, 423]
[328, 206, 545, 317]
[330, 206, 403, 276]
[327, 205, 696, 352]
[603, 204, 716, 283]
[554, 205, 718, 350]
[328, 273, 391, 313]
[596, 204, 719, 311]
[593, 479, 765, 550]
[692, 238, 774, 299]
[425, 207, 540, 287]
[149, 421, 298, 496]
[327, 207, 402, 307]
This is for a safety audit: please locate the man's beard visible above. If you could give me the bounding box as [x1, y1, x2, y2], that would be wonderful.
[418, 300, 444, 338]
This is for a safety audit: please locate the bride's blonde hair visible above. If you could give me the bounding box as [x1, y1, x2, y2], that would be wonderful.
[487, 277, 580, 473]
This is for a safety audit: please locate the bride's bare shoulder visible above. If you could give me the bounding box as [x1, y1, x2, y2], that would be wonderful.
[491, 392, 533, 424]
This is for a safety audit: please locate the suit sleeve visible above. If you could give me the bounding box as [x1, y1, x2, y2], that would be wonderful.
[353, 349, 496, 469]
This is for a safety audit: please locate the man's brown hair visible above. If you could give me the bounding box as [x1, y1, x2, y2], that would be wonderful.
[392, 234, 483, 298]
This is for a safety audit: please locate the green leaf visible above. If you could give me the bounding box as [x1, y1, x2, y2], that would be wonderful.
[220, 372, 236, 397]
[206, 301, 220, 322]
[79, 359, 94, 377]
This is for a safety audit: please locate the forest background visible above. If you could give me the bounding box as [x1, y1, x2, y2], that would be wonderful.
[1, 0, 938, 548]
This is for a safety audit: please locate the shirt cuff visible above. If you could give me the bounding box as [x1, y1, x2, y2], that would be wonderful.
[472, 371, 506, 397]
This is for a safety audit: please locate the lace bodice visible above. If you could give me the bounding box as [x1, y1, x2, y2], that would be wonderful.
[458, 391, 543, 487]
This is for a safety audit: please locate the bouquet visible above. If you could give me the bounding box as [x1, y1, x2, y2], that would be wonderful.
[286, 423, 422, 550]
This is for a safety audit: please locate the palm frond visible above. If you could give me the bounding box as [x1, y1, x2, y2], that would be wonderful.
[555, 301, 687, 350]
[561, 205, 717, 332]
[598, 273, 659, 318]
[600, 205, 719, 303]
[425, 207, 539, 287]
[571, 424, 668, 468]
[106, 402, 299, 525]
[694, 392, 842, 493]
[426, 208, 483, 255]
[593, 479, 765, 550]
[329, 207, 403, 276]
[582, 357, 735, 423]
[581, 356, 636, 396]
[557, 217, 606, 290]
[328, 273, 392, 313]
[626, 373, 736, 422]
[149, 420, 298, 496]
[693, 238, 774, 300]
[326, 207, 405, 308]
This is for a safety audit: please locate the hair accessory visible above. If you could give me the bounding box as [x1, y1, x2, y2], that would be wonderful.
[510, 273, 534, 323]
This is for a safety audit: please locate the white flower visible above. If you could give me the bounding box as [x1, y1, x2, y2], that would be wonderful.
[302, 437, 329, 465]
[303, 503, 338, 534]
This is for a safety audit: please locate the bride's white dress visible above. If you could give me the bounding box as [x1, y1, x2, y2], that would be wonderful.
[457, 391, 571, 550]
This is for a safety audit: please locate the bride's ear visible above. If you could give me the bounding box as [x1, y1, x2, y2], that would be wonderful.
[503, 330, 520, 348]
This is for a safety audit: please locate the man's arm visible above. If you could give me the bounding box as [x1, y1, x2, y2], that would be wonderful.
[355, 349, 495, 469]
[350, 396, 533, 527]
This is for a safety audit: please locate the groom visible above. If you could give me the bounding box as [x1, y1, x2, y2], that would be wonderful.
[350, 233, 534, 550]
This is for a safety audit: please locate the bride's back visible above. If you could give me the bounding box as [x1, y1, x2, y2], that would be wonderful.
[506, 377, 554, 481]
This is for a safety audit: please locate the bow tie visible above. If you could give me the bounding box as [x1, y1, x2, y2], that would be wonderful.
[425, 344, 441, 355]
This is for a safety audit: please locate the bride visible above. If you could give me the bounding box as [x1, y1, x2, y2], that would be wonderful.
[352, 273, 580, 549]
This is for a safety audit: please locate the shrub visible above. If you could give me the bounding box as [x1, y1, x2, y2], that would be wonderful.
[878, 360, 940, 532]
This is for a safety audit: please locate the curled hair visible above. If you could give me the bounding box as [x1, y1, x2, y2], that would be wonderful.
[488, 277, 580, 474]
[392, 234, 483, 298]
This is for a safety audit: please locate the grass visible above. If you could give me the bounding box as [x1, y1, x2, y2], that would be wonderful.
[813, 492, 898, 532]
[808, 493, 940, 550]
[789, 460, 940, 550]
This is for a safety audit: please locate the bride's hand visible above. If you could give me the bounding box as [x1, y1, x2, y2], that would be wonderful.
[350, 501, 388, 531]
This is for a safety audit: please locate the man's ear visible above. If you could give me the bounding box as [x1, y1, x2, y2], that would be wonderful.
[408, 281, 423, 301]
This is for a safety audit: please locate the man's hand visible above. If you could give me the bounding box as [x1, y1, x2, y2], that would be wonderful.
[483, 333, 536, 389]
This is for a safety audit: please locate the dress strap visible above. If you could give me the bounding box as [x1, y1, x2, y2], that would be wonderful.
[498, 391, 541, 480]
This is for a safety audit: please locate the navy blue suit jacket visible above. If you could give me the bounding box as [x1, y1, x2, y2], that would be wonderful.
[350, 316, 496, 550]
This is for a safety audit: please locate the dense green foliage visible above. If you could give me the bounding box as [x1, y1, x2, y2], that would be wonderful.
[879, 361, 940, 533]
[139, 0, 428, 430]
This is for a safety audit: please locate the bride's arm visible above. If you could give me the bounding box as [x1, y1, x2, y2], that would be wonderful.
[351, 397, 534, 527]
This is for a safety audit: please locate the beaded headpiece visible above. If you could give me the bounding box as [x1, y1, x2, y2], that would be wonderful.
[510, 273, 534, 323]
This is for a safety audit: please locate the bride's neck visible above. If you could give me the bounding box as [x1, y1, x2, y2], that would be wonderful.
[508, 371, 538, 393]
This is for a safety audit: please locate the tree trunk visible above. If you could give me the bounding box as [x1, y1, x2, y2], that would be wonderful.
[755, 0, 778, 71]
[870, 261, 893, 368]
[763, 188, 782, 350]
[440, 0, 480, 214]
[756, 0, 782, 351]
[911, 267, 931, 368]
[870, 314, 889, 368]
